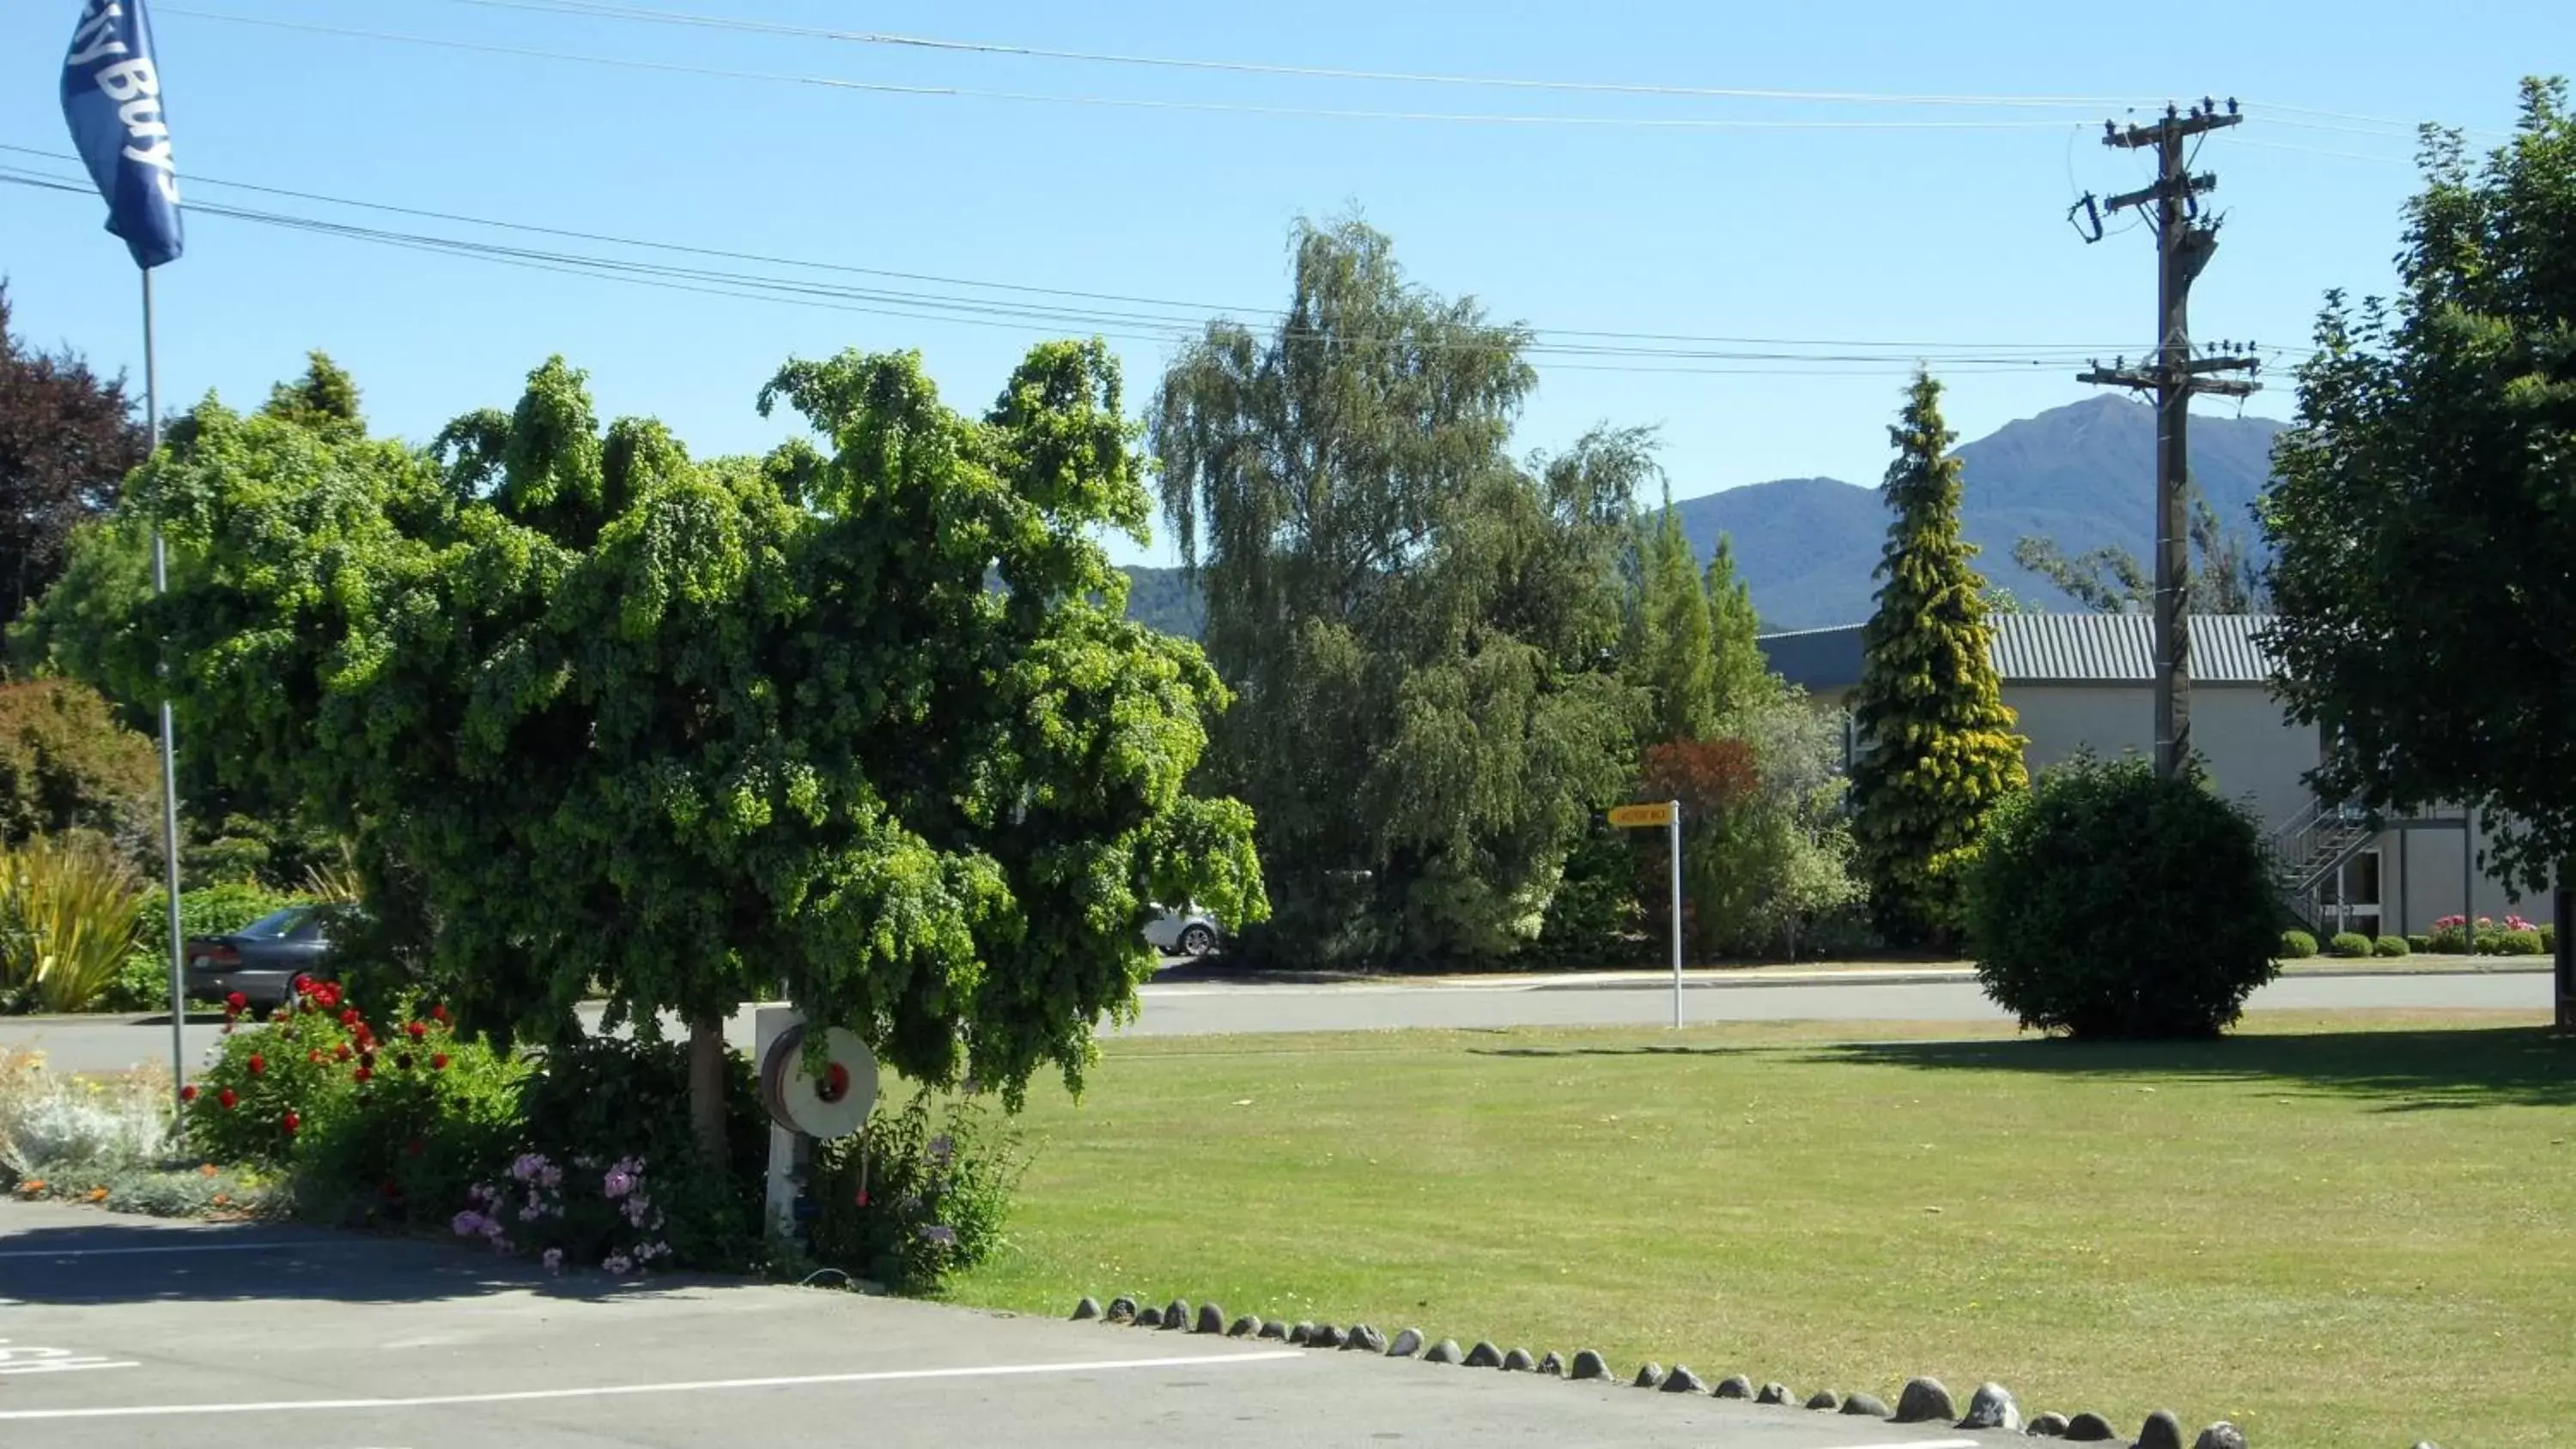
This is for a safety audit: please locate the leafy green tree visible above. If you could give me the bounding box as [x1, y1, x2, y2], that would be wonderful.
[121, 346, 1263, 1159]
[1153, 219, 1643, 965]
[2011, 487, 2266, 614]
[1629, 488, 1719, 743]
[0, 285, 143, 632]
[1703, 533, 1777, 722]
[2266, 79, 2576, 911]
[0, 678, 158, 859]
[1850, 372, 2029, 945]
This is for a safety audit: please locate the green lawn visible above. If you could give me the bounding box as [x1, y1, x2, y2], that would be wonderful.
[948, 1010, 2576, 1449]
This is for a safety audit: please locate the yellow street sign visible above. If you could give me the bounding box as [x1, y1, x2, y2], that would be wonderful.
[1606, 803, 1676, 828]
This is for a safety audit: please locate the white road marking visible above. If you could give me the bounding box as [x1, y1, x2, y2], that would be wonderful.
[0, 1349, 1305, 1422]
[0, 1343, 138, 1375]
[0, 1240, 320, 1260]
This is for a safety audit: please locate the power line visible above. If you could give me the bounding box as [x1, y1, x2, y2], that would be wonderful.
[418, 0, 2167, 112]
[155, 9, 2088, 133]
[0, 168, 2126, 375]
[407, 0, 2508, 142]
[0, 143, 2215, 363]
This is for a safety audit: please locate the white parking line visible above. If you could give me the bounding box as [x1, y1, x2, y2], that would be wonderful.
[0, 1349, 1305, 1421]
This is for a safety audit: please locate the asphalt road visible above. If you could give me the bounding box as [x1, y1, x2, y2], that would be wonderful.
[0, 1199, 2014, 1449]
[1, 967, 2551, 1078]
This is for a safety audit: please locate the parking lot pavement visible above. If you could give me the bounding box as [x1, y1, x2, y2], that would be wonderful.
[2, 1200, 2014, 1449]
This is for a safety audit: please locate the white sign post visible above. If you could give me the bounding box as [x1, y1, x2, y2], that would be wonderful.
[1607, 800, 1686, 1028]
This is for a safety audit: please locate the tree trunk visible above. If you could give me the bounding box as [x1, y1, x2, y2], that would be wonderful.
[688, 1016, 728, 1166]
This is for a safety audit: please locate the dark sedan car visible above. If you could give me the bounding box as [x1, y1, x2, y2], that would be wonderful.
[184, 905, 340, 1010]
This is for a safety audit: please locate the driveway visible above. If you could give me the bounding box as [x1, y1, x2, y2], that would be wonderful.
[0, 1199, 2013, 1448]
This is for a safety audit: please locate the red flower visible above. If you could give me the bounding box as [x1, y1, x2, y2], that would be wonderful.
[431, 1052, 450, 1070]
[247, 1054, 265, 1076]
[308, 1050, 325, 1064]
[405, 1022, 427, 1040]
[217, 1088, 238, 1110]
[404, 1137, 425, 1158]
[333, 1043, 352, 1061]
[224, 991, 247, 1013]
[353, 1066, 373, 1084]
[429, 1004, 450, 1024]
[270, 1009, 289, 1024]
[339, 1008, 361, 1027]
[281, 1111, 300, 1134]
[292, 974, 312, 993]
[179, 1084, 198, 1103]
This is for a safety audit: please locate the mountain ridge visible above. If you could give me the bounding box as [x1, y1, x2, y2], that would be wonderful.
[1120, 394, 2289, 637]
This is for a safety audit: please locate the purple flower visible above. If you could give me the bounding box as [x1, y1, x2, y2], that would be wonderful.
[451, 1210, 486, 1238]
[918, 1224, 957, 1246]
[602, 1253, 633, 1276]
[927, 1135, 954, 1164]
[603, 1168, 635, 1200]
[542, 1247, 564, 1274]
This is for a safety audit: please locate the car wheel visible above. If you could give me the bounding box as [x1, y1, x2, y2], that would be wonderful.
[1178, 924, 1217, 957]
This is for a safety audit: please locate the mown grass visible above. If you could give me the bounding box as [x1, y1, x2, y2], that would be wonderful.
[948, 1009, 2576, 1449]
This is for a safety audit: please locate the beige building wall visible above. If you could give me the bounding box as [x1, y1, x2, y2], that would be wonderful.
[2002, 683, 2320, 834]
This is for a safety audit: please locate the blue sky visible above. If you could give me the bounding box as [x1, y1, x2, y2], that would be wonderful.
[0, 0, 2549, 567]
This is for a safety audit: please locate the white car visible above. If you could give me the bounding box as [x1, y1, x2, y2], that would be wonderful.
[1142, 904, 1220, 958]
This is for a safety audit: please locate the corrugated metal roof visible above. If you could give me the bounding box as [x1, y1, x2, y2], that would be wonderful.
[1986, 612, 2280, 683]
[1756, 613, 2281, 694]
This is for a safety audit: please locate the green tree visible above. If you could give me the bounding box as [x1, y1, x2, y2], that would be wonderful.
[1703, 532, 1777, 722]
[2011, 486, 2267, 613]
[0, 678, 159, 860]
[1850, 372, 2029, 945]
[0, 284, 143, 632]
[1629, 488, 1718, 743]
[121, 345, 1263, 1159]
[2264, 79, 2576, 906]
[1153, 218, 1643, 965]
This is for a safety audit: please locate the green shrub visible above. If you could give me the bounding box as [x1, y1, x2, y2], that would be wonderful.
[2327, 931, 2373, 959]
[2543, 924, 2557, 954]
[0, 680, 160, 864]
[2278, 930, 2318, 960]
[2429, 925, 2470, 954]
[2476, 931, 2504, 955]
[1965, 754, 2279, 1039]
[2406, 934, 2432, 953]
[2495, 928, 2545, 956]
[0, 834, 145, 1014]
[807, 1086, 1027, 1294]
[513, 1034, 766, 1272]
[2373, 935, 2409, 957]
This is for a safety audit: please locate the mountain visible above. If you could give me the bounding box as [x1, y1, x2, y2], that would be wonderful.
[1115, 395, 2290, 638]
[1675, 395, 2287, 630]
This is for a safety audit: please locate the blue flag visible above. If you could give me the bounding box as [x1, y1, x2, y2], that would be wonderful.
[60, 0, 183, 270]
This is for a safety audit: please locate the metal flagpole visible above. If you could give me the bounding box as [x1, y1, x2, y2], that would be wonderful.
[145, 269, 185, 1108]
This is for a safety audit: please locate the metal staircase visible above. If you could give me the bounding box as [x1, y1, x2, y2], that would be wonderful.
[2269, 797, 2379, 929]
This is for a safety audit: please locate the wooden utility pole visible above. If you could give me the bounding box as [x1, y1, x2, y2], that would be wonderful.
[2073, 100, 2260, 780]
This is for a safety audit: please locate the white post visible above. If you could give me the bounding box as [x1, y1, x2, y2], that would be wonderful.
[1668, 800, 1683, 1028]
[145, 270, 186, 1110]
[755, 1006, 802, 1245]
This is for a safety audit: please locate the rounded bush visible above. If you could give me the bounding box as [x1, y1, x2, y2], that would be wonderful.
[2496, 928, 2545, 956]
[2542, 924, 2557, 954]
[2405, 934, 2433, 953]
[2327, 931, 2373, 959]
[2278, 930, 2318, 960]
[2372, 935, 2409, 957]
[1965, 754, 2281, 1039]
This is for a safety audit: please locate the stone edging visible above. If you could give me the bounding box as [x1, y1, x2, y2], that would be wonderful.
[1065, 1294, 2451, 1448]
